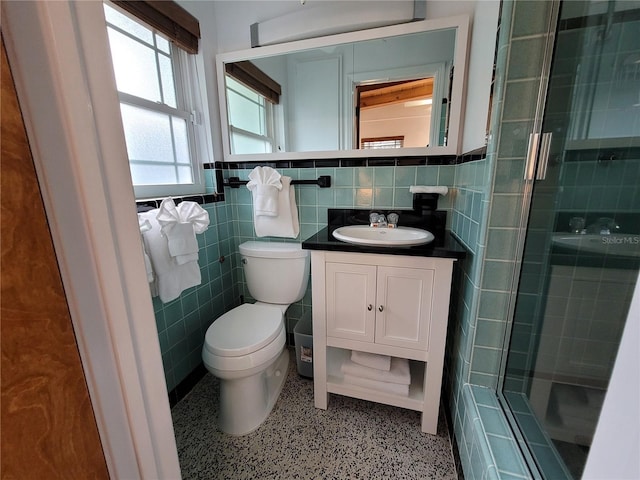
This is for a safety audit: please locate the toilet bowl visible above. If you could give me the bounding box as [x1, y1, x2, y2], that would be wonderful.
[203, 303, 289, 435]
[202, 241, 309, 435]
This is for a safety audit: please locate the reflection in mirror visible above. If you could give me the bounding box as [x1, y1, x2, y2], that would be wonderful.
[217, 16, 469, 160]
[357, 77, 442, 149]
[225, 62, 281, 154]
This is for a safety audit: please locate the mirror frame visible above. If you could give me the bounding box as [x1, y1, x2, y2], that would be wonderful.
[216, 15, 470, 162]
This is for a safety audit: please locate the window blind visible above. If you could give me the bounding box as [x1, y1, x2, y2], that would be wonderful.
[112, 1, 200, 54]
[225, 61, 281, 104]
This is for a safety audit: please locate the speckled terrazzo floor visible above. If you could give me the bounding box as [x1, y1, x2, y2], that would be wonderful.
[171, 349, 458, 480]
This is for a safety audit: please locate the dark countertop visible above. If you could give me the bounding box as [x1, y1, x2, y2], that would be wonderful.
[302, 227, 467, 259]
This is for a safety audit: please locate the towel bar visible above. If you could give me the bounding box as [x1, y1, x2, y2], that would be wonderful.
[223, 175, 331, 189]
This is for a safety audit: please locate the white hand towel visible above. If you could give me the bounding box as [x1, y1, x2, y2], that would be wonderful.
[351, 350, 391, 371]
[175, 201, 210, 234]
[166, 222, 198, 261]
[247, 166, 283, 216]
[342, 374, 409, 397]
[156, 198, 209, 265]
[138, 215, 155, 283]
[139, 209, 201, 303]
[253, 176, 299, 238]
[341, 357, 411, 385]
[409, 185, 449, 195]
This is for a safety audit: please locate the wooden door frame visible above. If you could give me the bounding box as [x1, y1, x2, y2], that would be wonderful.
[2, 2, 181, 478]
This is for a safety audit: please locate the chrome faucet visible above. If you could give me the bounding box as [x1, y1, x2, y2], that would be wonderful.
[369, 212, 387, 227]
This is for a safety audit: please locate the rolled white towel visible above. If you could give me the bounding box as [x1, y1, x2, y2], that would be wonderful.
[409, 185, 448, 196]
[343, 374, 409, 397]
[247, 166, 283, 217]
[351, 350, 391, 371]
[156, 198, 209, 265]
[341, 357, 410, 385]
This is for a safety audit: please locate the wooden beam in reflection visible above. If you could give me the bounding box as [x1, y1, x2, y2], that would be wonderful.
[359, 78, 433, 109]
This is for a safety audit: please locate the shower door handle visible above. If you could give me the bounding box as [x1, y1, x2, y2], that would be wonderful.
[524, 133, 540, 181]
[536, 132, 553, 180]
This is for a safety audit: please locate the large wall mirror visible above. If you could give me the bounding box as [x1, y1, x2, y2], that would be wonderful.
[216, 15, 470, 161]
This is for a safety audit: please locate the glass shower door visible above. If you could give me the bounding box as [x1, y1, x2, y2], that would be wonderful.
[500, 2, 640, 478]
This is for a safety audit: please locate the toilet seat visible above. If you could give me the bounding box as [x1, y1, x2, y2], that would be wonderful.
[205, 303, 283, 357]
[203, 303, 286, 373]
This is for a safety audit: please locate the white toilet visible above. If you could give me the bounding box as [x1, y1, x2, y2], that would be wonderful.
[202, 241, 310, 435]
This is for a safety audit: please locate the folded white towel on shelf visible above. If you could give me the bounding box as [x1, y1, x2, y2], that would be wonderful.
[138, 215, 155, 284]
[409, 185, 449, 195]
[351, 350, 391, 371]
[139, 209, 202, 303]
[342, 373, 410, 397]
[251, 175, 299, 238]
[341, 357, 411, 385]
[157, 198, 209, 265]
[246, 166, 283, 216]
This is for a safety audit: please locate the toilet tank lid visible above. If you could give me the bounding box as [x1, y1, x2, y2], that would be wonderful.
[239, 241, 309, 259]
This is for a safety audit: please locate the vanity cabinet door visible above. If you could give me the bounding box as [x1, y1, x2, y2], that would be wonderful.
[375, 266, 434, 350]
[326, 262, 376, 342]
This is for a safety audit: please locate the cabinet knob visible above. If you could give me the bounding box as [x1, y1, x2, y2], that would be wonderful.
[378, 305, 384, 312]
[367, 304, 373, 311]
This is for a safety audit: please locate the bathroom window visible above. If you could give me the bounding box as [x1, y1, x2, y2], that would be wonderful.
[225, 76, 278, 154]
[104, 2, 206, 198]
[361, 136, 404, 149]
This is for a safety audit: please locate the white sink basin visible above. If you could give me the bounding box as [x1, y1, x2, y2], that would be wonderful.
[552, 234, 640, 258]
[332, 225, 435, 247]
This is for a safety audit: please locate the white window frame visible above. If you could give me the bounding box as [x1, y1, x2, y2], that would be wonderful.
[225, 75, 279, 154]
[104, 2, 210, 199]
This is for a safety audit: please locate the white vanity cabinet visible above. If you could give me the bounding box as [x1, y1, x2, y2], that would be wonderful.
[311, 250, 456, 434]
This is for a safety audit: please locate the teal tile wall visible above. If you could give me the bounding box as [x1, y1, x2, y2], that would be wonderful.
[153, 202, 237, 391]
[153, 162, 458, 389]
[455, 385, 530, 480]
[221, 164, 456, 336]
[446, 1, 558, 479]
[473, 0, 554, 387]
[559, 158, 640, 213]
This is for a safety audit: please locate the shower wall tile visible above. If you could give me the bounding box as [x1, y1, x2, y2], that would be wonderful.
[486, 227, 518, 260]
[446, 0, 557, 478]
[501, 80, 540, 121]
[507, 37, 546, 80]
[481, 260, 515, 291]
[495, 120, 535, 159]
[559, 157, 640, 214]
[454, 384, 530, 480]
[511, 1, 552, 38]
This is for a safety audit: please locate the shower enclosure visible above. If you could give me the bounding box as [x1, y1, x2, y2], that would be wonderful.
[499, 1, 640, 478]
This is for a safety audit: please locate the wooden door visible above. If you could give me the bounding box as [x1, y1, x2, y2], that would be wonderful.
[1, 37, 109, 479]
[375, 266, 434, 351]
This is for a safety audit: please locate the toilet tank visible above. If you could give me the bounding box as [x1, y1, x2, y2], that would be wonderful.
[239, 241, 310, 305]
